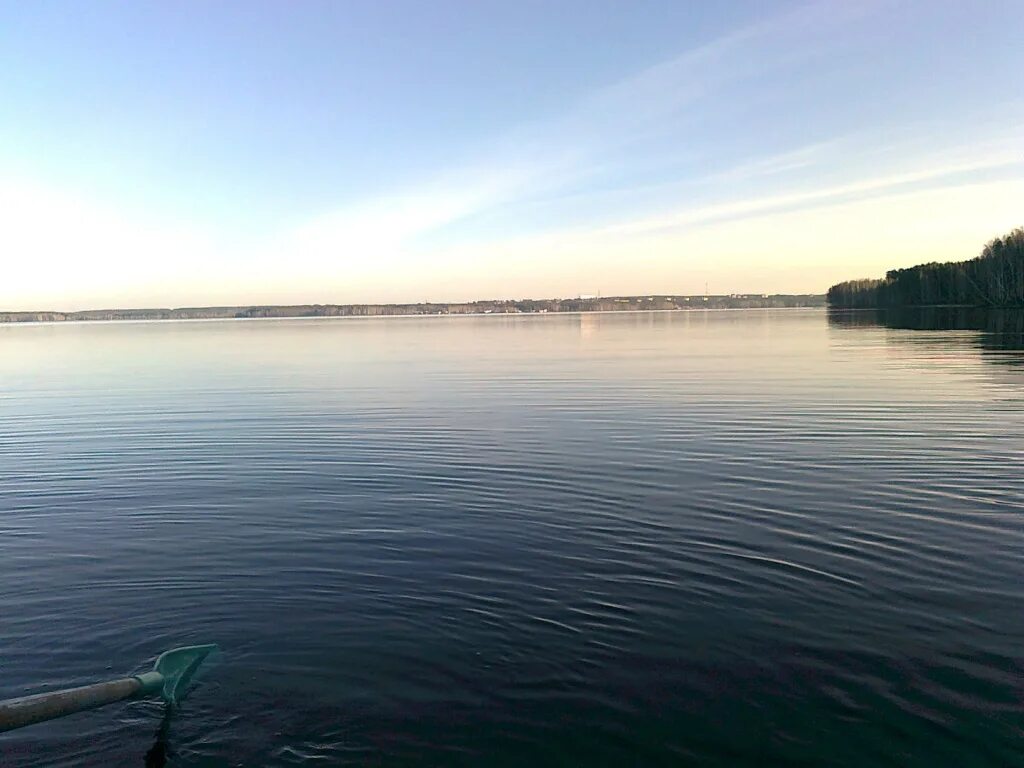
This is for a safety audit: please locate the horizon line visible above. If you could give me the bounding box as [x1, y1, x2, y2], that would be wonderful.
[0, 292, 827, 321]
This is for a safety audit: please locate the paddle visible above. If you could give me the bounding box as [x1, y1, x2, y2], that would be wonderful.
[0, 644, 218, 733]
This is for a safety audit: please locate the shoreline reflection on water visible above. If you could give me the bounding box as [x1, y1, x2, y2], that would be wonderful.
[828, 306, 1024, 361]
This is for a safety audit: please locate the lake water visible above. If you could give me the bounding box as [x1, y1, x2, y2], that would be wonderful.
[1, 309, 1022, 766]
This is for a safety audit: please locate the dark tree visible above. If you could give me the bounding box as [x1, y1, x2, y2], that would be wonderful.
[827, 228, 1024, 308]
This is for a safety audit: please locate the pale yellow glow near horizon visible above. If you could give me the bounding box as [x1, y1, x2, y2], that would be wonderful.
[0, 176, 1021, 312]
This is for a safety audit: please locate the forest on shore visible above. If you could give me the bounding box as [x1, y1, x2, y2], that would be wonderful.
[827, 228, 1024, 308]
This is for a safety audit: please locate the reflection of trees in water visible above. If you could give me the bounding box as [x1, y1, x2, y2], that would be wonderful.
[827, 307, 1024, 362]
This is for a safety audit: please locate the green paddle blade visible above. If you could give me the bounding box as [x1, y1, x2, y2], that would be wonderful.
[153, 644, 218, 706]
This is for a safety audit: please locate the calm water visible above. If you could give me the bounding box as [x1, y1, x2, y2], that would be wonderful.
[1, 309, 1022, 766]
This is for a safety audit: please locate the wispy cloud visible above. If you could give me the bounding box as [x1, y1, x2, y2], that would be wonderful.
[598, 148, 1024, 238]
[272, 2, 879, 262]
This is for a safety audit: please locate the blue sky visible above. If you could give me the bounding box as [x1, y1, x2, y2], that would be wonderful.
[1, 1, 1022, 310]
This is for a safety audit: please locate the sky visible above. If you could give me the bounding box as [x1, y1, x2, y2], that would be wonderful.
[1, 1, 1022, 311]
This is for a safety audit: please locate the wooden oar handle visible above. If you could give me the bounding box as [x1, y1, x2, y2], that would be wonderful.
[0, 677, 143, 733]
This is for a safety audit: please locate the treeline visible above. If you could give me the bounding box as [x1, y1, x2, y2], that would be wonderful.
[0, 294, 826, 324]
[827, 228, 1024, 308]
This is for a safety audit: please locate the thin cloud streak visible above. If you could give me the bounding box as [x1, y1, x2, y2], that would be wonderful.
[597, 151, 1024, 238]
[267, 2, 886, 268]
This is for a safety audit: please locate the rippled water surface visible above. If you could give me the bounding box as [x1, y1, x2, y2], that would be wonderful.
[1, 309, 1022, 766]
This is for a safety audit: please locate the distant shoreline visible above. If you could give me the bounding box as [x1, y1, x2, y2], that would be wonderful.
[0, 294, 826, 325]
